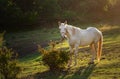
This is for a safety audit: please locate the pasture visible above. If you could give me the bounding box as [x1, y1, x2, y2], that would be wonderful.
[5, 24, 120, 79]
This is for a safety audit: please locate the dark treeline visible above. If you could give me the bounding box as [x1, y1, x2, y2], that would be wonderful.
[0, 0, 120, 31]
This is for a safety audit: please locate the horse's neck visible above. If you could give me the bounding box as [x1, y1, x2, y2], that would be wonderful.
[65, 25, 70, 39]
[66, 25, 82, 40]
[66, 25, 75, 39]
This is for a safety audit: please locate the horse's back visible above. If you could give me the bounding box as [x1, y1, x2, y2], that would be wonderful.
[87, 27, 102, 34]
[79, 27, 102, 46]
[87, 27, 102, 42]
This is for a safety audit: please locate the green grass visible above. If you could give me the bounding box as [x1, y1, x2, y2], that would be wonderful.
[4, 27, 61, 56]
[5, 24, 120, 79]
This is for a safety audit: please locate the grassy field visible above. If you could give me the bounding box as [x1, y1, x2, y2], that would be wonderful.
[5, 24, 120, 79]
[5, 27, 61, 57]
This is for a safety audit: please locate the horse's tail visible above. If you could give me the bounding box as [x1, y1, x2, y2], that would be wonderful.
[97, 33, 103, 62]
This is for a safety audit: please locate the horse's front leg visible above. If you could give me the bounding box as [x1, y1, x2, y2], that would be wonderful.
[74, 44, 79, 66]
[68, 46, 73, 67]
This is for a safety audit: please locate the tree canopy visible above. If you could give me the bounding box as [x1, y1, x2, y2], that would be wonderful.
[0, 0, 120, 31]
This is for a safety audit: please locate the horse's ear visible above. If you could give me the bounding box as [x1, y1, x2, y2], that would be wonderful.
[58, 21, 61, 26]
[64, 20, 67, 24]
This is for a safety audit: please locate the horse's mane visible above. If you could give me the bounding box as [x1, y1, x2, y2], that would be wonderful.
[66, 24, 81, 30]
[66, 24, 81, 36]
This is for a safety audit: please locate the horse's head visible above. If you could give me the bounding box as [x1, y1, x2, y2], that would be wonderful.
[58, 21, 68, 40]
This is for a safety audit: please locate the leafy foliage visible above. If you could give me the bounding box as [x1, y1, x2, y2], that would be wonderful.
[38, 41, 69, 70]
[1, 0, 120, 31]
[0, 32, 21, 79]
[0, 47, 21, 79]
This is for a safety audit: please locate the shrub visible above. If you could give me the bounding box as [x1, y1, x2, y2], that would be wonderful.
[0, 47, 21, 79]
[0, 32, 21, 79]
[38, 41, 69, 70]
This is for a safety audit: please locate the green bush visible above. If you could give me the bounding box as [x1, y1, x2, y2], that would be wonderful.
[0, 32, 21, 79]
[0, 47, 21, 79]
[38, 41, 69, 70]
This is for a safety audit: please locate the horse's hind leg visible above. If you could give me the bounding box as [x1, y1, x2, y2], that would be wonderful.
[89, 43, 96, 64]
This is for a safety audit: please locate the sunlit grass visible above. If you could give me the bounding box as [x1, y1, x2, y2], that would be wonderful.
[100, 24, 119, 31]
[5, 24, 120, 79]
[55, 40, 69, 49]
[18, 53, 48, 78]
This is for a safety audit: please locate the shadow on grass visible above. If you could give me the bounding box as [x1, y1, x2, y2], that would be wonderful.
[69, 64, 97, 79]
[33, 69, 69, 79]
[31, 64, 97, 79]
[102, 26, 120, 38]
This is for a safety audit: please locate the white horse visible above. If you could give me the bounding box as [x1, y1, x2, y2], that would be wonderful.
[58, 21, 103, 66]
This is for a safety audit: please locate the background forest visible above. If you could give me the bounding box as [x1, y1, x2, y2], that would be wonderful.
[1, 0, 120, 31]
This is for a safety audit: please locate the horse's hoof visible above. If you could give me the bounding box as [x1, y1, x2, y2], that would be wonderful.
[88, 62, 94, 65]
